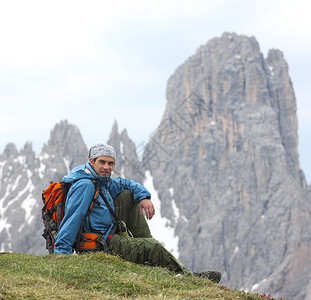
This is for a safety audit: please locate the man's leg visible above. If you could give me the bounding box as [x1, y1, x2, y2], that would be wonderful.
[108, 234, 188, 274]
[111, 192, 221, 283]
[113, 190, 152, 238]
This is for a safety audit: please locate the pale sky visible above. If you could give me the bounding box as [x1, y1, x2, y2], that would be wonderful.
[0, 0, 310, 182]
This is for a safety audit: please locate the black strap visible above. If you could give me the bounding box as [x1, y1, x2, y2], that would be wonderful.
[56, 205, 61, 229]
[98, 189, 126, 232]
[96, 234, 109, 253]
[106, 223, 118, 246]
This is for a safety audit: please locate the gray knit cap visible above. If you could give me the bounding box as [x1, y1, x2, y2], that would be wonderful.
[88, 143, 116, 161]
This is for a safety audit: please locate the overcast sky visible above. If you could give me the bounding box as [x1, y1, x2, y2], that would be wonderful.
[0, 0, 310, 182]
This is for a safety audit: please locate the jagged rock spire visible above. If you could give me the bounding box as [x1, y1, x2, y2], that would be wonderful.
[108, 121, 144, 183]
[144, 32, 311, 300]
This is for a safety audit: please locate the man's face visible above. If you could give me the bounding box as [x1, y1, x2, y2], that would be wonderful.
[89, 155, 115, 177]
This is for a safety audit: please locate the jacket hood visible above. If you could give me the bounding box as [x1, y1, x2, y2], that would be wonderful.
[63, 163, 111, 185]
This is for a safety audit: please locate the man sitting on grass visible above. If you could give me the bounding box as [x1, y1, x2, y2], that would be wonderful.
[54, 143, 221, 283]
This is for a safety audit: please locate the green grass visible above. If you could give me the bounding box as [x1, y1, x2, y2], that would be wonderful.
[0, 252, 268, 299]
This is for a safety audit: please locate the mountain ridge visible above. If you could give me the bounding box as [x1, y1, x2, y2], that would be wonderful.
[0, 32, 310, 299]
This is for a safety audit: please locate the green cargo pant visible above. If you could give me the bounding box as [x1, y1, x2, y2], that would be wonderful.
[109, 190, 188, 274]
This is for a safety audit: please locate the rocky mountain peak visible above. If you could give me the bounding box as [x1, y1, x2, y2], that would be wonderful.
[1, 143, 18, 159]
[40, 120, 88, 181]
[108, 121, 144, 183]
[19, 142, 36, 168]
[144, 32, 311, 299]
[42, 120, 86, 158]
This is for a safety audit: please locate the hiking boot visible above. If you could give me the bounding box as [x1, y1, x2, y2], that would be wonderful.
[193, 271, 221, 283]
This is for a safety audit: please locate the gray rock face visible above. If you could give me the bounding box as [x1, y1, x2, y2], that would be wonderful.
[41, 120, 88, 181]
[142, 33, 311, 299]
[0, 120, 87, 254]
[108, 121, 144, 184]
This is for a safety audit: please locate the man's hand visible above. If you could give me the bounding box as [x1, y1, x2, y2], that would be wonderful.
[139, 199, 155, 220]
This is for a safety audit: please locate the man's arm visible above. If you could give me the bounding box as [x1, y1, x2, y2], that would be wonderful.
[54, 180, 94, 253]
[110, 177, 150, 202]
[110, 177, 155, 219]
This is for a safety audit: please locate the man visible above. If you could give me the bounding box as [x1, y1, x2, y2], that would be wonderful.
[54, 143, 221, 283]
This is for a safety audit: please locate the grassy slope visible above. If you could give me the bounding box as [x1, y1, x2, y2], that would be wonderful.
[0, 252, 270, 299]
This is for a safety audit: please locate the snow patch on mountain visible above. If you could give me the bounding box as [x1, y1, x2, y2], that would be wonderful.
[143, 170, 179, 258]
[0, 161, 5, 178]
[63, 157, 70, 174]
[21, 192, 36, 224]
[11, 175, 22, 191]
[0, 217, 11, 237]
[14, 155, 26, 165]
[38, 153, 48, 178]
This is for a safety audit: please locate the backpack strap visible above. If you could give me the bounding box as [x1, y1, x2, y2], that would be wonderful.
[73, 178, 125, 253]
[98, 189, 126, 233]
[74, 179, 100, 253]
[95, 234, 109, 253]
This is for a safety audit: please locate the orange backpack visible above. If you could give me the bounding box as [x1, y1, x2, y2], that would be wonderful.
[42, 180, 101, 254]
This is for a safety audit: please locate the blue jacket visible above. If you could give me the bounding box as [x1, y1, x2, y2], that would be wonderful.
[54, 163, 151, 254]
